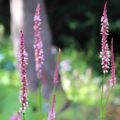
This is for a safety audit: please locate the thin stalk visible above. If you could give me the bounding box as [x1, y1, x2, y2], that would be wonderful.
[37, 73, 43, 120]
[48, 85, 57, 105]
[100, 74, 105, 120]
[23, 113, 25, 120]
[103, 87, 112, 120]
[38, 80, 43, 120]
[52, 85, 57, 95]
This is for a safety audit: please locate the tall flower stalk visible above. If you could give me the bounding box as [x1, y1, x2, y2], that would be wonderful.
[18, 31, 28, 119]
[47, 48, 61, 120]
[52, 48, 61, 95]
[103, 38, 116, 120]
[33, 3, 44, 119]
[109, 38, 116, 87]
[33, 3, 44, 76]
[53, 48, 61, 85]
[100, 1, 110, 74]
[100, 1, 110, 120]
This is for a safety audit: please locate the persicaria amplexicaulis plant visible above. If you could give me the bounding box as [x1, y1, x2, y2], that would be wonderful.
[18, 31, 28, 114]
[100, 1, 117, 120]
[33, 3, 44, 75]
[109, 38, 116, 87]
[100, 1, 110, 74]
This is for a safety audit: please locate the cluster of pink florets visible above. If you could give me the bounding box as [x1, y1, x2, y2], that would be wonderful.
[33, 3, 44, 74]
[100, 2, 110, 74]
[18, 31, 28, 113]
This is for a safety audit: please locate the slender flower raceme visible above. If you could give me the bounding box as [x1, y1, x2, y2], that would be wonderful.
[109, 38, 116, 87]
[53, 48, 61, 85]
[18, 31, 28, 114]
[100, 1, 110, 73]
[100, 2, 110, 120]
[33, 3, 44, 74]
[48, 95, 56, 120]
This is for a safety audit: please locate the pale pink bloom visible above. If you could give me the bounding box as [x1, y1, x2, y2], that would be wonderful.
[109, 38, 116, 87]
[33, 3, 44, 74]
[48, 95, 56, 120]
[100, 1, 110, 73]
[10, 112, 21, 120]
[54, 48, 61, 85]
[18, 31, 28, 113]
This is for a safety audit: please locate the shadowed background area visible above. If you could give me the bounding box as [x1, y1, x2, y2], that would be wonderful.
[0, 0, 120, 120]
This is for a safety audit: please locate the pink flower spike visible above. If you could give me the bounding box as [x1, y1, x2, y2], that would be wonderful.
[110, 38, 116, 87]
[100, 1, 110, 74]
[33, 3, 44, 75]
[53, 48, 61, 85]
[48, 95, 56, 120]
[18, 31, 28, 113]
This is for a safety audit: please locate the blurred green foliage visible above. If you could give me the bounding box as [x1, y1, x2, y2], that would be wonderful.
[60, 49, 100, 105]
[0, 36, 120, 120]
[0, 37, 100, 120]
[0, 36, 19, 86]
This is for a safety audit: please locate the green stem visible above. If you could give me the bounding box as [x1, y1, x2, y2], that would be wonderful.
[38, 80, 43, 120]
[103, 86, 112, 120]
[23, 113, 25, 120]
[100, 74, 105, 120]
[37, 72, 43, 120]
